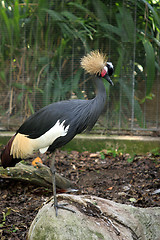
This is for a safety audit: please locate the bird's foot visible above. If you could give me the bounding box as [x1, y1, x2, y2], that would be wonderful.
[52, 202, 76, 216]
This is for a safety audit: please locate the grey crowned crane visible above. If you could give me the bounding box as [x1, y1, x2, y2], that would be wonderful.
[1, 50, 114, 215]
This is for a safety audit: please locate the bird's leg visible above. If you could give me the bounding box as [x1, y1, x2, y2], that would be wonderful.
[50, 155, 75, 216]
[50, 155, 58, 215]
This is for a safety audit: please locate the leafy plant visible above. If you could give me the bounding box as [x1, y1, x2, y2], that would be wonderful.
[151, 147, 160, 156]
[100, 151, 105, 160]
[127, 156, 135, 163]
[101, 147, 123, 158]
[0, 208, 12, 227]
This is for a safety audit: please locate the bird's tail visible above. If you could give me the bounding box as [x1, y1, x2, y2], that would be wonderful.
[1, 135, 21, 168]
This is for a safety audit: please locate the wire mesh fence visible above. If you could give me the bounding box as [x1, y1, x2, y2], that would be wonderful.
[0, 0, 159, 135]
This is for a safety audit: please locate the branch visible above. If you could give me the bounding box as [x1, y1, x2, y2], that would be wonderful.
[0, 162, 73, 191]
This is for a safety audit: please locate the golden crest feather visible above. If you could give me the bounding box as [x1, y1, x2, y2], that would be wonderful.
[81, 50, 107, 75]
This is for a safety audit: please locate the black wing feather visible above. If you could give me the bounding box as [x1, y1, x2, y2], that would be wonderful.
[17, 97, 103, 152]
[17, 99, 92, 139]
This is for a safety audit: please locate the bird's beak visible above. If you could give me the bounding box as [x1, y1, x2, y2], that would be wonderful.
[104, 74, 114, 86]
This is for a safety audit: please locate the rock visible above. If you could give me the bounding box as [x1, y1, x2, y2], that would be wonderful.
[27, 194, 160, 240]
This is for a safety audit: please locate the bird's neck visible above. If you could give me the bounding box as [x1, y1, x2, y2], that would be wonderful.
[94, 77, 106, 102]
[85, 76, 106, 131]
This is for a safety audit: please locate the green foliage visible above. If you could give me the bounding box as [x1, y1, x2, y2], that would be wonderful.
[0, 208, 18, 233]
[100, 148, 135, 162]
[0, 0, 159, 129]
[101, 147, 123, 158]
[99, 151, 105, 160]
[0, 208, 12, 228]
[141, 38, 155, 95]
[127, 156, 135, 163]
[151, 147, 160, 156]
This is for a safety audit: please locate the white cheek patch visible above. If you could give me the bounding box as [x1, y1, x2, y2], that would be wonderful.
[107, 62, 113, 68]
[104, 66, 108, 73]
[32, 120, 70, 154]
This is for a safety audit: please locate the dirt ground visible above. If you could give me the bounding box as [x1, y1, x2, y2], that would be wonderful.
[0, 149, 160, 240]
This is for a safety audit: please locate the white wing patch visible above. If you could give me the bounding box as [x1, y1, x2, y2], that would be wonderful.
[10, 120, 70, 158]
[39, 147, 49, 154]
[37, 120, 69, 154]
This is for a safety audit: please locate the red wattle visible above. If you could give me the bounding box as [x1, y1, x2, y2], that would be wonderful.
[101, 69, 107, 77]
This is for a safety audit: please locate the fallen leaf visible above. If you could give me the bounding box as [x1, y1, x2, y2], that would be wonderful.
[152, 189, 160, 195]
[90, 153, 99, 158]
[129, 198, 137, 203]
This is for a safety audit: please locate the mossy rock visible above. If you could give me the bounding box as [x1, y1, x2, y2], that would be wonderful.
[27, 195, 160, 240]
